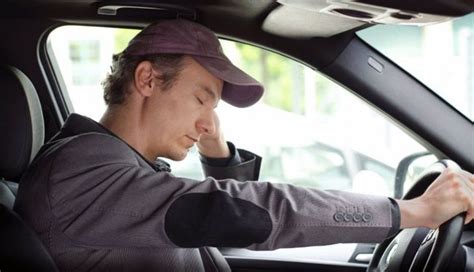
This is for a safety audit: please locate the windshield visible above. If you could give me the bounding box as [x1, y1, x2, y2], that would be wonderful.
[358, 13, 474, 121]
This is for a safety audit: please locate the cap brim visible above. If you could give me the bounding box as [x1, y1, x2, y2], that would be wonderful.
[194, 56, 264, 108]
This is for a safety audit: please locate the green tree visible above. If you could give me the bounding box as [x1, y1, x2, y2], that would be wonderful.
[234, 42, 340, 116]
[113, 29, 140, 54]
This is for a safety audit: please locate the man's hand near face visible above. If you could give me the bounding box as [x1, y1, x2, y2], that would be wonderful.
[196, 111, 231, 159]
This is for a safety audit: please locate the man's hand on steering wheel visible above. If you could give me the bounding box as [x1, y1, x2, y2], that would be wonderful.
[396, 167, 474, 229]
[369, 162, 474, 272]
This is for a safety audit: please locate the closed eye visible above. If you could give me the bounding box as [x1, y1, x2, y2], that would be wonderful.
[196, 96, 204, 105]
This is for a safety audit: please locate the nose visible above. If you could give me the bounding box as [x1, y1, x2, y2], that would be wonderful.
[196, 110, 216, 136]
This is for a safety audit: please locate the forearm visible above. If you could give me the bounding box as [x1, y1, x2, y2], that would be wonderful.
[396, 198, 430, 229]
[396, 197, 449, 229]
[248, 188, 395, 250]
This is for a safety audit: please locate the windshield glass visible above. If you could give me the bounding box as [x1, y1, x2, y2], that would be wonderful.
[358, 13, 473, 121]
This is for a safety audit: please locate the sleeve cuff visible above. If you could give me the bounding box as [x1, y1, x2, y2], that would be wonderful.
[387, 197, 401, 238]
[199, 142, 242, 167]
[200, 145, 262, 181]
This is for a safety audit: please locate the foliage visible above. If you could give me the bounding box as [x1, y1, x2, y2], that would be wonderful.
[113, 29, 140, 54]
[234, 43, 340, 116]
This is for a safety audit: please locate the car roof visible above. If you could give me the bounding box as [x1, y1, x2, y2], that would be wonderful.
[3, 0, 471, 70]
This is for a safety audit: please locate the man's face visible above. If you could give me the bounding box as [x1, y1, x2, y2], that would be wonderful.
[144, 56, 223, 161]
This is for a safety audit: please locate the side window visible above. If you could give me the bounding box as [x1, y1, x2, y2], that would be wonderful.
[48, 26, 139, 120]
[48, 25, 429, 199]
[278, 144, 351, 190]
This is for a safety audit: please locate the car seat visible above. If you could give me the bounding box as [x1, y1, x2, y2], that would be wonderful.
[0, 65, 58, 271]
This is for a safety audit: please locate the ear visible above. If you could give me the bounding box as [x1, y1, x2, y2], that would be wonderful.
[133, 61, 161, 97]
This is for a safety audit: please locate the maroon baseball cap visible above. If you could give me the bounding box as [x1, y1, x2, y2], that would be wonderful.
[124, 19, 264, 108]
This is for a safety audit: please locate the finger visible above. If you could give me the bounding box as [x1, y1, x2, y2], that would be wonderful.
[445, 168, 472, 188]
[467, 184, 474, 224]
[212, 111, 220, 126]
[460, 178, 474, 224]
[460, 171, 474, 191]
[465, 195, 474, 224]
[466, 189, 474, 224]
[459, 185, 474, 224]
[446, 171, 474, 224]
[460, 169, 474, 183]
[466, 212, 473, 224]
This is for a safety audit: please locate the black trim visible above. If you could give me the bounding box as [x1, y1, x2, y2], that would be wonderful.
[225, 256, 366, 272]
[38, 22, 73, 123]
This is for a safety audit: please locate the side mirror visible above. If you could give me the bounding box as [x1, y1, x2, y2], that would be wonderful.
[393, 152, 436, 199]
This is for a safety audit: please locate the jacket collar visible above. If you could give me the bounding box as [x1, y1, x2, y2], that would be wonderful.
[59, 113, 108, 137]
[51, 113, 171, 172]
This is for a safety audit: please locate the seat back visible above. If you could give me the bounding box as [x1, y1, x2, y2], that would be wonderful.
[0, 66, 44, 182]
[0, 65, 58, 271]
[0, 180, 17, 209]
[0, 204, 59, 271]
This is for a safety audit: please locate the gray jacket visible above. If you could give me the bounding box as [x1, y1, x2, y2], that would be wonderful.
[15, 114, 399, 271]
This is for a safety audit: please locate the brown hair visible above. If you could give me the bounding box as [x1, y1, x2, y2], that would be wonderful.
[102, 53, 186, 105]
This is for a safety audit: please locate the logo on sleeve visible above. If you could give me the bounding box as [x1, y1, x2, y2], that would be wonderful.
[333, 206, 372, 223]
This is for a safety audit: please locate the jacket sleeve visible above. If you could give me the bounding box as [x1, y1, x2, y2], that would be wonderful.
[200, 142, 262, 181]
[47, 133, 397, 251]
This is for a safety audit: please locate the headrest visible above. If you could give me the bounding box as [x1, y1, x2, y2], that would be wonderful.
[0, 66, 44, 181]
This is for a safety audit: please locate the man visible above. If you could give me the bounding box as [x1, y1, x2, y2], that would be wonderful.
[15, 19, 474, 271]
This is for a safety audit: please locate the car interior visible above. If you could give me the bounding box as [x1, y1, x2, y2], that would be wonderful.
[0, 0, 473, 271]
[0, 65, 57, 271]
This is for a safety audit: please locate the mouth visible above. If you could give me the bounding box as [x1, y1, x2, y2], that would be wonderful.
[185, 136, 198, 149]
[186, 135, 198, 142]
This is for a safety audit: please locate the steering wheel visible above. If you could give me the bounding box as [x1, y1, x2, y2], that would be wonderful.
[367, 160, 465, 272]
